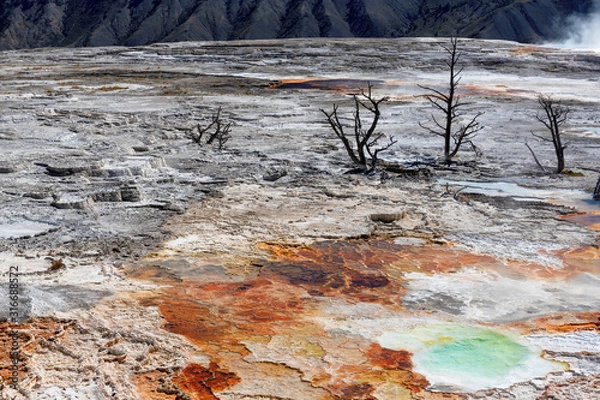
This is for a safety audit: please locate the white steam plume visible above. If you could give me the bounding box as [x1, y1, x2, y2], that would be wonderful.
[552, 3, 600, 50]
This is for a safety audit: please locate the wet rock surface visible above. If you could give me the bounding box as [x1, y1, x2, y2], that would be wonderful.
[0, 38, 598, 399]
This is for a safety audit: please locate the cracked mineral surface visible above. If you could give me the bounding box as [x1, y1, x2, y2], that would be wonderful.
[0, 38, 599, 399]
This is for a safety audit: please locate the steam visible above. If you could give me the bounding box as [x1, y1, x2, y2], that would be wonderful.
[551, 4, 600, 50]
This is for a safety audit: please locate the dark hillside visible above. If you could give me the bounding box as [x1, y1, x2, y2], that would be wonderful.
[0, 0, 594, 49]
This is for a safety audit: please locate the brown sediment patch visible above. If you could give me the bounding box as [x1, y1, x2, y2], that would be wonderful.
[259, 239, 502, 277]
[366, 343, 413, 370]
[172, 362, 241, 400]
[327, 369, 430, 398]
[510, 45, 550, 55]
[269, 78, 383, 92]
[560, 211, 600, 231]
[125, 263, 183, 283]
[327, 381, 376, 399]
[461, 84, 534, 99]
[520, 312, 600, 334]
[138, 277, 318, 356]
[0, 317, 77, 384]
[133, 370, 177, 400]
[551, 245, 600, 274]
[415, 391, 467, 400]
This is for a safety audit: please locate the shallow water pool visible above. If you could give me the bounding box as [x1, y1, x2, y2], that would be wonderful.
[378, 324, 566, 392]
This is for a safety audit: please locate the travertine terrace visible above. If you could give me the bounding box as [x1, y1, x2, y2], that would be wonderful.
[0, 38, 599, 399]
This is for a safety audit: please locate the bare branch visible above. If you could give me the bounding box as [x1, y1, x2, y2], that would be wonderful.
[321, 106, 360, 165]
[321, 84, 393, 172]
[531, 131, 553, 142]
[417, 85, 450, 102]
[189, 106, 232, 150]
[367, 136, 398, 173]
[525, 142, 547, 173]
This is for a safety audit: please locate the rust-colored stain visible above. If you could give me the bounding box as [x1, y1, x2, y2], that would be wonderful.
[134, 240, 456, 397]
[327, 368, 430, 396]
[366, 343, 413, 370]
[560, 211, 600, 231]
[145, 278, 313, 344]
[172, 362, 241, 400]
[515, 312, 600, 334]
[269, 78, 383, 92]
[131, 238, 600, 399]
[133, 370, 183, 400]
[0, 322, 27, 385]
[0, 317, 73, 385]
[461, 84, 534, 99]
[327, 382, 376, 399]
[401, 371, 430, 394]
[510, 46, 550, 55]
[259, 240, 501, 276]
[551, 245, 600, 275]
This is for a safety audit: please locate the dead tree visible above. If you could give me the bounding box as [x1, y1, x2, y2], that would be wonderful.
[532, 95, 569, 173]
[320, 84, 397, 172]
[594, 176, 600, 200]
[189, 107, 232, 150]
[418, 37, 484, 165]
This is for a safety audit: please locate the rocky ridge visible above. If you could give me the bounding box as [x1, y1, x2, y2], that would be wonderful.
[0, 0, 594, 50]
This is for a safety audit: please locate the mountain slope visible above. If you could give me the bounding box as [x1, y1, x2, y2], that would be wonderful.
[0, 0, 593, 49]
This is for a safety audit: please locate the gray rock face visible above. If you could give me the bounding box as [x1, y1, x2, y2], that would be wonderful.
[0, 0, 593, 49]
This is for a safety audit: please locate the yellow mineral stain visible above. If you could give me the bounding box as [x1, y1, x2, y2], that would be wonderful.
[291, 338, 326, 358]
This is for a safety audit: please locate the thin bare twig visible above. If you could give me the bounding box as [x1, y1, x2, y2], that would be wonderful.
[525, 141, 547, 173]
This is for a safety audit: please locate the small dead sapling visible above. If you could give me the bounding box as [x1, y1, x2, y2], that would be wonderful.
[190, 106, 232, 150]
[320, 84, 397, 172]
[527, 95, 570, 174]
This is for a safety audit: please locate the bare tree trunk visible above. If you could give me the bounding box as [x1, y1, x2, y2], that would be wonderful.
[535, 95, 569, 174]
[556, 152, 565, 174]
[418, 37, 484, 165]
[594, 176, 600, 200]
[444, 39, 458, 164]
